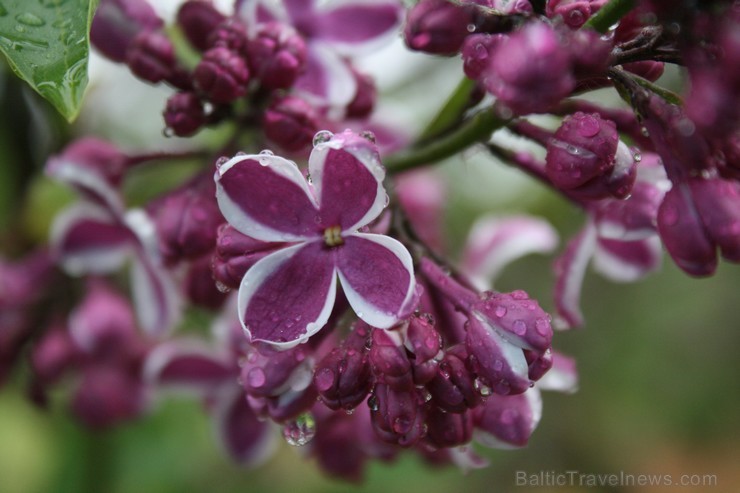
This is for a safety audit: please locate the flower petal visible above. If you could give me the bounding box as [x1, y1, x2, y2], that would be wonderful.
[51, 203, 135, 275]
[212, 386, 276, 467]
[336, 233, 414, 329]
[462, 215, 559, 290]
[592, 236, 662, 283]
[474, 388, 542, 448]
[553, 220, 597, 329]
[239, 242, 337, 348]
[295, 43, 356, 107]
[310, 131, 386, 231]
[215, 154, 319, 242]
[536, 350, 578, 394]
[130, 255, 181, 337]
[144, 340, 234, 392]
[314, 0, 402, 54]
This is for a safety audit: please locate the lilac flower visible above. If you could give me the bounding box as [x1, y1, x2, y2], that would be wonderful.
[215, 130, 415, 348]
[90, 0, 163, 63]
[238, 0, 403, 107]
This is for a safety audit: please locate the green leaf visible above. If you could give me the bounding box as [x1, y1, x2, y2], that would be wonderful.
[0, 0, 100, 122]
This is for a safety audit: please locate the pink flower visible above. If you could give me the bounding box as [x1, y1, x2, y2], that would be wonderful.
[215, 130, 416, 348]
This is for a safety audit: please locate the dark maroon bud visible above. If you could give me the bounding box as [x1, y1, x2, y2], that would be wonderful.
[211, 224, 288, 291]
[126, 31, 177, 83]
[208, 20, 249, 54]
[525, 348, 553, 382]
[184, 256, 228, 310]
[194, 47, 250, 104]
[405, 314, 441, 385]
[425, 406, 473, 448]
[689, 178, 740, 262]
[371, 383, 426, 447]
[404, 0, 475, 55]
[369, 329, 413, 390]
[427, 345, 480, 413]
[177, 0, 227, 52]
[164, 92, 207, 137]
[546, 0, 608, 29]
[262, 96, 320, 153]
[461, 34, 503, 81]
[240, 345, 311, 398]
[247, 22, 307, 90]
[91, 0, 163, 62]
[345, 69, 376, 119]
[474, 391, 540, 447]
[72, 366, 146, 429]
[149, 174, 222, 264]
[566, 28, 613, 77]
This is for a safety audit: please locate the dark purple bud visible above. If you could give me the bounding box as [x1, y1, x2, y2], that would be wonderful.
[371, 383, 426, 447]
[240, 345, 311, 398]
[91, 0, 163, 62]
[31, 326, 79, 384]
[149, 174, 222, 264]
[483, 22, 574, 115]
[474, 390, 541, 447]
[211, 224, 287, 291]
[657, 183, 717, 276]
[690, 178, 740, 262]
[72, 366, 146, 429]
[369, 329, 412, 390]
[461, 34, 503, 81]
[546, 0, 607, 29]
[525, 348, 553, 382]
[194, 47, 250, 104]
[163, 92, 206, 137]
[310, 409, 372, 483]
[184, 256, 228, 310]
[345, 69, 377, 119]
[425, 406, 473, 448]
[69, 279, 140, 358]
[262, 96, 320, 153]
[566, 28, 613, 77]
[427, 345, 480, 413]
[404, 0, 475, 56]
[247, 22, 307, 90]
[406, 313, 442, 385]
[208, 20, 249, 54]
[126, 31, 177, 83]
[177, 0, 227, 52]
[472, 290, 552, 353]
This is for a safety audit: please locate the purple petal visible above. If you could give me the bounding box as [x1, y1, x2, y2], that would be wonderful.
[474, 388, 542, 448]
[144, 340, 234, 391]
[310, 131, 386, 231]
[51, 204, 135, 275]
[212, 386, 276, 466]
[462, 215, 558, 289]
[536, 350, 578, 393]
[553, 220, 597, 329]
[130, 255, 181, 337]
[295, 43, 356, 106]
[215, 153, 319, 242]
[239, 242, 337, 348]
[336, 233, 414, 329]
[592, 236, 662, 282]
[315, 1, 402, 52]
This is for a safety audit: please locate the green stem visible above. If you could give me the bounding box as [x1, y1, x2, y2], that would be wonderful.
[583, 0, 635, 33]
[418, 77, 477, 141]
[385, 108, 509, 174]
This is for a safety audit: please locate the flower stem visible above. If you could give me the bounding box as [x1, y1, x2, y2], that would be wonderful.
[583, 0, 635, 33]
[418, 77, 477, 142]
[385, 108, 509, 174]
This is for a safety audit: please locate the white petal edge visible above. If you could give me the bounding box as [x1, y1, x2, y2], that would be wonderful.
[47, 158, 125, 216]
[237, 242, 338, 349]
[337, 232, 415, 329]
[553, 220, 598, 330]
[592, 236, 662, 283]
[215, 154, 318, 243]
[130, 255, 182, 337]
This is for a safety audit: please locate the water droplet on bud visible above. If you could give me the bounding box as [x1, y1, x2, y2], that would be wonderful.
[313, 130, 334, 146]
[282, 412, 316, 446]
[360, 130, 376, 143]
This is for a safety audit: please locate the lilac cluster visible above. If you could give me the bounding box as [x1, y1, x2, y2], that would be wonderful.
[1, 0, 739, 485]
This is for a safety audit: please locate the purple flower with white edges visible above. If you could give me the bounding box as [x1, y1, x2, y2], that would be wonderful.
[238, 0, 402, 107]
[215, 130, 416, 348]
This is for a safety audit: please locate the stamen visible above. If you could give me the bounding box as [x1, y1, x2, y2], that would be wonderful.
[323, 226, 343, 247]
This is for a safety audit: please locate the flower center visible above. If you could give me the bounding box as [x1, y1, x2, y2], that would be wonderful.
[323, 226, 343, 247]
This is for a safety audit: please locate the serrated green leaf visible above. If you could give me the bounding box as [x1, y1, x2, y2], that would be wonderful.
[0, 0, 99, 122]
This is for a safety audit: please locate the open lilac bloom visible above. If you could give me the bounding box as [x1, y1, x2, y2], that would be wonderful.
[238, 0, 403, 107]
[215, 130, 415, 348]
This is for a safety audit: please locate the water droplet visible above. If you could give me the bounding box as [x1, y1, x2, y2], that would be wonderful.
[345, 408, 354, 415]
[360, 130, 376, 143]
[215, 280, 231, 293]
[247, 367, 266, 388]
[512, 320, 527, 336]
[367, 394, 379, 411]
[282, 412, 316, 446]
[641, 126, 650, 137]
[356, 311, 364, 318]
[312, 130, 333, 146]
[259, 149, 274, 156]
[162, 127, 174, 138]
[474, 378, 492, 396]
[466, 23, 476, 33]
[493, 360, 504, 372]
[494, 306, 507, 318]
[258, 157, 270, 166]
[16, 12, 45, 26]
[315, 368, 335, 391]
[577, 115, 600, 137]
[535, 318, 550, 336]
[632, 150, 642, 162]
[383, 193, 390, 207]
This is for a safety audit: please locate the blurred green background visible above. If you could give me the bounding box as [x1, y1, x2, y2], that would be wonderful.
[1, 54, 739, 493]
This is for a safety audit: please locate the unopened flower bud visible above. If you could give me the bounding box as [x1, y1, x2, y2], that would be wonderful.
[425, 406, 473, 448]
[371, 382, 427, 447]
[406, 314, 441, 384]
[208, 20, 249, 54]
[194, 47, 250, 104]
[184, 256, 228, 309]
[345, 69, 377, 119]
[427, 345, 480, 413]
[546, 0, 608, 29]
[314, 338, 372, 411]
[91, 0, 163, 62]
[369, 329, 412, 390]
[473, 291, 553, 354]
[404, 0, 475, 55]
[247, 22, 307, 90]
[461, 34, 503, 81]
[177, 0, 227, 52]
[689, 178, 740, 262]
[126, 31, 177, 83]
[262, 96, 320, 153]
[164, 92, 206, 137]
[474, 390, 541, 447]
[240, 345, 311, 398]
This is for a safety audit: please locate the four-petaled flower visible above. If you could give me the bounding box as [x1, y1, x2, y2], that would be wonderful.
[215, 130, 415, 348]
